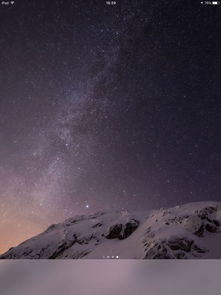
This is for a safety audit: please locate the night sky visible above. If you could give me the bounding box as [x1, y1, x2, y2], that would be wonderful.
[0, 0, 220, 252]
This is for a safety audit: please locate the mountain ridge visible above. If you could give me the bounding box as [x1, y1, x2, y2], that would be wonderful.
[1, 201, 221, 259]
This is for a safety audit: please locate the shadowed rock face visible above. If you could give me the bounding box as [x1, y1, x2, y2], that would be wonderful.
[144, 238, 208, 259]
[194, 206, 220, 237]
[105, 219, 140, 240]
[105, 224, 123, 239]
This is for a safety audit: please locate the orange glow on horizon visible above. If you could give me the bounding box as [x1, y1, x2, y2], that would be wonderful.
[0, 217, 46, 254]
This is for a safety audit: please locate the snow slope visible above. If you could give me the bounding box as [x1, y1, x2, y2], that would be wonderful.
[1, 201, 221, 259]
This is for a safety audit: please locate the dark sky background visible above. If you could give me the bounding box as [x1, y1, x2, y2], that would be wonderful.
[0, 0, 220, 252]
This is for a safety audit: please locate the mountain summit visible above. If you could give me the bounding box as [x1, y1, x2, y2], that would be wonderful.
[1, 201, 221, 259]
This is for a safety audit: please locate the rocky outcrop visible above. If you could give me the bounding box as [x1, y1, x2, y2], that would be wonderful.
[104, 219, 140, 240]
[144, 238, 207, 259]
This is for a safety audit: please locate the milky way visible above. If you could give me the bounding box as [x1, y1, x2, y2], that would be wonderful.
[0, 0, 220, 252]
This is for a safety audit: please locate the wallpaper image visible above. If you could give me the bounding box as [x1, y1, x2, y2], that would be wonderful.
[0, 0, 220, 259]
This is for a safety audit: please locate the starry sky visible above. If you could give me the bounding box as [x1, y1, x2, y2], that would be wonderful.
[0, 0, 220, 253]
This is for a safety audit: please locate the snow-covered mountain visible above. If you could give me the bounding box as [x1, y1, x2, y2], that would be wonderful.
[1, 201, 221, 259]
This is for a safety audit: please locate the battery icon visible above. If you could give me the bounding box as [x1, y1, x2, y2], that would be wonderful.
[201, 1, 220, 4]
